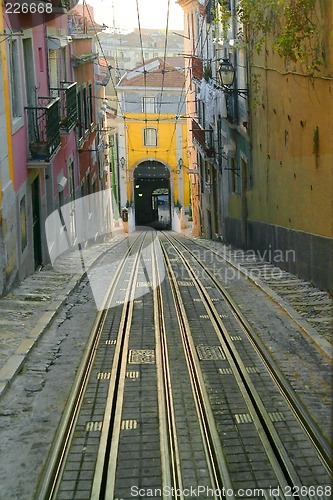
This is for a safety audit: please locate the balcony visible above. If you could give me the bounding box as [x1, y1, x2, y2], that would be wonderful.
[191, 56, 203, 81]
[25, 97, 61, 163]
[191, 119, 214, 158]
[51, 82, 77, 132]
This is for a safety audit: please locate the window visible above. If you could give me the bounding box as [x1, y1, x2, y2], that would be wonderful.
[38, 48, 44, 72]
[142, 97, 156, 113]
[61, 48, 67, 82]
[88, 84, 93, 126]
[229, 158, 241, 194]
[205, 161, 210, 185]
[143, 128, 157, 147]
[67, 157, 75, 200]
[83, 86, 88, 132]
[78, 84, 94, 134]
[48, 49, 58, 90]
[8, 39, 22, 118]
[198, 99, 205, 129]
[77, 88, 83, 140]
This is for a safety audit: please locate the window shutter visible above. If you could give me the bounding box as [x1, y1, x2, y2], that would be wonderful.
[49, 49, 58, 96]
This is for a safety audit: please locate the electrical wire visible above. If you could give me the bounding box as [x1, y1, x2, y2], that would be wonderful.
[82, 0, 125, 118]
[1, 0, 212, 171]
[135, 0, 148, 128]
[156, 0, 170, 124]
[161, 9, 213, 161]
[81, 0, 213, 163]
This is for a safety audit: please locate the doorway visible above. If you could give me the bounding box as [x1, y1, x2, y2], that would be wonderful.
[134, 161, 171, 229]
[31, 176, 42, 268]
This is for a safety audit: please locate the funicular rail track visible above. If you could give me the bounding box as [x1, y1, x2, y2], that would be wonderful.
[36, 230, 331, 500]
[94, 231, 236, 500]
[35, 233, 146, 499]
[161, 233, 332, 471]
[160, 232, 332, 499]
[157, 238, 234, 499]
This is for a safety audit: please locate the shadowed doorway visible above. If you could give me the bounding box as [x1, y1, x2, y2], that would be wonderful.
[134, 161, 171, 229]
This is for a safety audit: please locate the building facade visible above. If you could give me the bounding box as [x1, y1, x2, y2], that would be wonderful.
[0, 1, 15, 293]
[247, 0, 333, 291]
[178, 0, 332, 292]
[0, 3, 79, 294]
[177, 0, 251, 241]
[115, 57, 190, 229]
[0, 2, 113, 296]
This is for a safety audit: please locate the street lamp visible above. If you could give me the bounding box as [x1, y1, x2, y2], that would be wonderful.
[218, 58, 235, 86]
[218, 58, 248, 98]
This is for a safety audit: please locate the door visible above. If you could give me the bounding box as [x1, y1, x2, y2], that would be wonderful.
[31, 177, 42, 268]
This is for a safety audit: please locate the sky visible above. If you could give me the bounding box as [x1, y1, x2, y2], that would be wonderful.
[83, 0, 184, 32]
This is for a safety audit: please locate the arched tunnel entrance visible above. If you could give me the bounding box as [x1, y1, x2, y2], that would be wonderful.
[134, 161, 171, 229]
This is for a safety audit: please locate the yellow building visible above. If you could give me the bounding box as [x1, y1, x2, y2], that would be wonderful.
[115, 57, 190, 229]
[247, 0, 333, 291]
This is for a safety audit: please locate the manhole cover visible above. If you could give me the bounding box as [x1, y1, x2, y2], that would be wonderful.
[128, 349, 155, 364]
[196, 345, 225, 360]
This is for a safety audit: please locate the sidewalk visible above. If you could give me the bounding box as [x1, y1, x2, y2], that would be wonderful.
[0, 236, 125, 398]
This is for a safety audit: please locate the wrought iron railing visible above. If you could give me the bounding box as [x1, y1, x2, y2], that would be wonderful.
[25, 97, 61, 161]
[191, 119, 214, 158]
[51, 82, 77, 132]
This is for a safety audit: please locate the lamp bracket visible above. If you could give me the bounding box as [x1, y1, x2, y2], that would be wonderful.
[214, 83, 248, 99]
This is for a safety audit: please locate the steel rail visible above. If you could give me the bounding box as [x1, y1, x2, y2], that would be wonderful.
[91, 231, 151, 499]
[151, 236, 184, 499]
[161, 242, 235, 500]
[34, 234, 144, 500]
[166, 233, 332, 475]
[161, 233, 331, 499]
